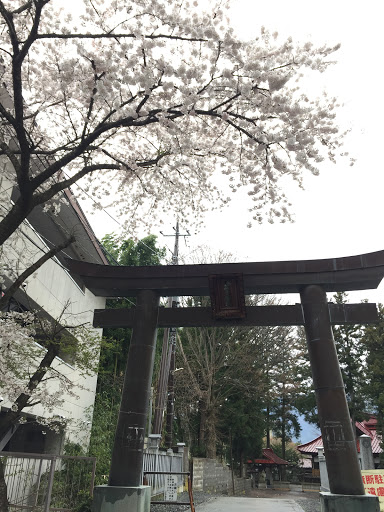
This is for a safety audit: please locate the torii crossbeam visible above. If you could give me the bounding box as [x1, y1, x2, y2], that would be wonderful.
[67, 249, 384, 512]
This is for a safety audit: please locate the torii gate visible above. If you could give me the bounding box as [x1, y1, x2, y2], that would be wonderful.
[67, 250, 384, 512]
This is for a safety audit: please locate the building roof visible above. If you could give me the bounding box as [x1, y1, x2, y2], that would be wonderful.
[297, 420, 382, 455]
[247, 448, 289, 465]
[262, 448, 289, 465]
[364, 417, 378, 431]
[12, 185, 108, 268]
[297, 435, 323, 455]
[356, 420, 372, 437]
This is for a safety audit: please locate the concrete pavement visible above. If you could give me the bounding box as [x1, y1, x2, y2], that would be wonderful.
[195, 497, 306, 511]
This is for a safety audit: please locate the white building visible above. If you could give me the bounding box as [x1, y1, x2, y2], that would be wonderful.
[0, 175, 107, 454]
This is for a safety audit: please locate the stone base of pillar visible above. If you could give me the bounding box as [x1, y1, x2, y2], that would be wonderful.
[92, 485, 151, 512]
[320, 492, 380, 512]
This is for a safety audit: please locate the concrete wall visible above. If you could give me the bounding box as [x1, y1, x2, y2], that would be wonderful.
[192, 458, 251, 495]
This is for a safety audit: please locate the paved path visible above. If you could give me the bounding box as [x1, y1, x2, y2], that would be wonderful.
[196, 496, 306, 512]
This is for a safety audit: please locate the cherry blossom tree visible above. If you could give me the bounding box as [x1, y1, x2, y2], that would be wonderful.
[0, 307, 102, 444]
[0, 0, 347, 252]
[0, 0, 349, 457]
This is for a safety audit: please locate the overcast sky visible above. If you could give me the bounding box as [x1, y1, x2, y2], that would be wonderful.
[187, 0, 384, 304]
[81, 0, 384, 304]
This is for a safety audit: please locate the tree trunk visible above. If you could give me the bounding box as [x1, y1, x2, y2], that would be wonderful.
[281, 394, 287, 480]
[199, 402, 206, 455]
[0, 197, 33, 248]
[0, 344, 58, 444]
[205, 416, 216, 459]
[239, 448, 244, 478]
[198, 401, 217, 459]
[266, 405, 271, 448]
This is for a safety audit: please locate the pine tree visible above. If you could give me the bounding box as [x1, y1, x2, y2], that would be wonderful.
[332, 292, 368, 424]
[362, 304, 384, 450]
[266, 326, 304, 461]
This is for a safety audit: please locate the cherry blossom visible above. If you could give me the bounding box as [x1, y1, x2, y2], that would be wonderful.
[0, 0, 350, 434]
[0, 309, 101, 441]
[0, 0, 348, 247]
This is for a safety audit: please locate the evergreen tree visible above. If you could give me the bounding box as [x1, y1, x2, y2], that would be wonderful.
[219, 389, 265, 476]
[264, 326, 304, 461]
[362, 304, 384, 448]
[332, 292, 368, 424]
[97, 234, 166, 389]
[294, 335, 319, 428]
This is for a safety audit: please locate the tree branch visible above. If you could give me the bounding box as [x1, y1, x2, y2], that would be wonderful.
[0, 139, 21, 175]
[32, 164, 120, 207]
[0, 235, 75, 310]
[11, 1, 32, 15]
[0, 342, 59, 441]
[17, 1, 49, 64]
[28, 111, 167, 192]
[0, 98, 17, 129]
[35, 32, 206, 43]
[0, 2, 19, 55]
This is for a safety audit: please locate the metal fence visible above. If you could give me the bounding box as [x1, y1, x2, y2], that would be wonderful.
[0, 447, 182, 509]
[0, 451, 96, 512]
[143, 450, 184, 496]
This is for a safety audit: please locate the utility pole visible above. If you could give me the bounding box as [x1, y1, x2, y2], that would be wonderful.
[152, 221, 190, 447]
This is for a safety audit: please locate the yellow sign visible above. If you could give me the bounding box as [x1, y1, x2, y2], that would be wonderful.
[361, 470, 384, 511]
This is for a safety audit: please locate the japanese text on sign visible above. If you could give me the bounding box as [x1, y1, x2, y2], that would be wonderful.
[361, 470, 384, 511]
[164, 475, 178, 502]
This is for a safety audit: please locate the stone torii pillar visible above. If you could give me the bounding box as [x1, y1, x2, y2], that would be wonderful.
[93, 289, 159, 512]
[301, 285, 378, 511]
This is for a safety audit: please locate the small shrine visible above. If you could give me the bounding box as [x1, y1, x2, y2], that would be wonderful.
[247, 448, 289, 486]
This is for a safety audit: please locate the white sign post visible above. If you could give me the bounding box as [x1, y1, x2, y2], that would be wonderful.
[164, 474, 178, 502]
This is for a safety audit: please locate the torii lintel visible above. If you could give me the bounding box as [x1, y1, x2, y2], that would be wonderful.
[66, 249, 384, 297]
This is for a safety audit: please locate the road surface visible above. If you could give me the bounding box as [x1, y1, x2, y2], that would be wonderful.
[196, 496, 306, 511]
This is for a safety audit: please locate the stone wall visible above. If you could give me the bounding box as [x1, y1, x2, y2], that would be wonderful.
[192, 458, 251, 495]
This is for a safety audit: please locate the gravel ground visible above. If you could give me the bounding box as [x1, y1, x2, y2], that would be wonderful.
[150, 491, 216, 512]
[150, 489, 321, 512]
[294, 497, 320, 512]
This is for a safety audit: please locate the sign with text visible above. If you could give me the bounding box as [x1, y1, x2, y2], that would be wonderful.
[164, 474, 178, 502]
[362, 470, 384, 511]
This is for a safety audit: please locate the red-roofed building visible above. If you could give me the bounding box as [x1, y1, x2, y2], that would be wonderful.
[297, 417, 382, 474]
[247, 448, 290, 486]
[247, 448, 289, 466]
